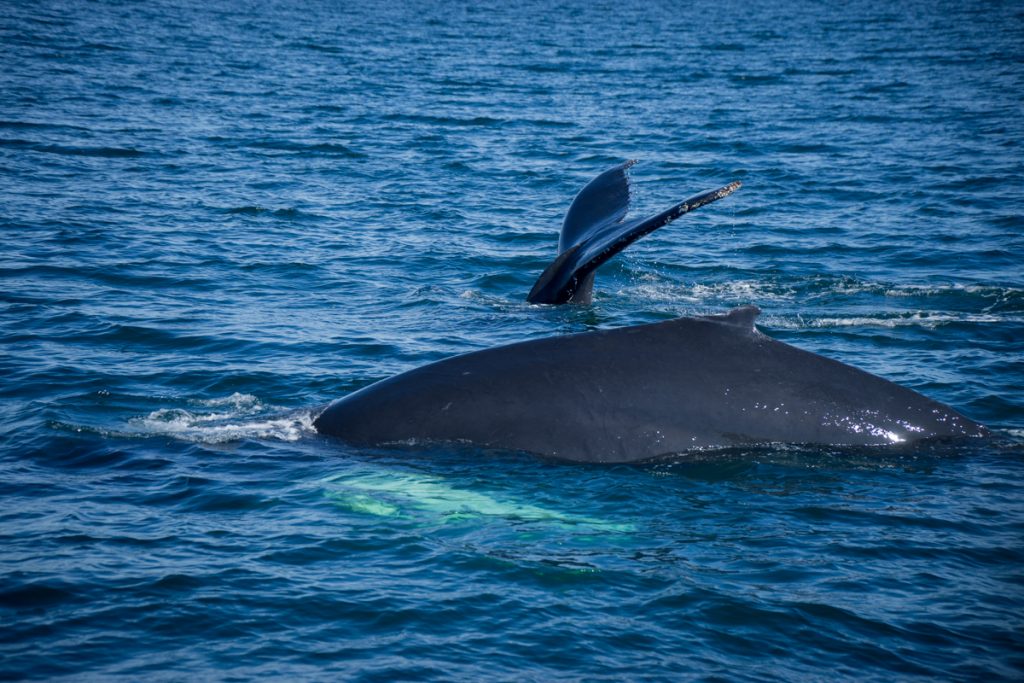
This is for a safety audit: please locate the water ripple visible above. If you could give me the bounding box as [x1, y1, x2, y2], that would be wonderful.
[1, 0, 1022, 679]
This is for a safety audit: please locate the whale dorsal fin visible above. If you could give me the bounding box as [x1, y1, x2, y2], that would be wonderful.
[702, 305, 761, 331]
[527, 162, 741, 305]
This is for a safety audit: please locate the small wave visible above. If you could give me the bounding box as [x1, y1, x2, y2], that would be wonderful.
[729, 72, 784, 85]
[243, 139, 364, 157]
[124, 393, 316, 444]
[0, 119, 90, 132]
[703, 42, 747, 52]
[291, 41, 346, 54]
[521, 62, 568, 74]
[832, 281, 1022, 300]
[80, 42, 124, 52]
[5, 141, 147, 158]
[221, 205, 323, 220]
[380, 112, 505, 127]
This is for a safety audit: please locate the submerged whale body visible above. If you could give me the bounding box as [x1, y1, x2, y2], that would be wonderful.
[314, 162, 986, 462]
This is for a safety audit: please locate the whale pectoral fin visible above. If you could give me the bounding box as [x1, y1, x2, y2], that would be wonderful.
[527, 180, 743, 305]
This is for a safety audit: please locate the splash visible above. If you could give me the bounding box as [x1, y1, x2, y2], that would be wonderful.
[126, 393, 316, 444]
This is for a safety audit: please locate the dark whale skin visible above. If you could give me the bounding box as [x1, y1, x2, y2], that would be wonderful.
[314, 307, 987, 463]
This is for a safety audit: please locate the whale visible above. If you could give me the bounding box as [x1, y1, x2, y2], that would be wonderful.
[313, 305, 986, 462]
[313, 162, 987, 462]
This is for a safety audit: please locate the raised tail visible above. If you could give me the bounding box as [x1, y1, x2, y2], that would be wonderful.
[527, 161, 741, 304]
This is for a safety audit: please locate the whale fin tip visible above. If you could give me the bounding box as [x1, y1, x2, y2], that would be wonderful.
[703, 305, 761, 330]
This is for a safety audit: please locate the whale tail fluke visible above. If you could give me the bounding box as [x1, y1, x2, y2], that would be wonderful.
[527, 161, 741, 305]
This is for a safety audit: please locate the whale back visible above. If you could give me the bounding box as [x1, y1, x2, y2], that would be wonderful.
[313, 307, 986, 462]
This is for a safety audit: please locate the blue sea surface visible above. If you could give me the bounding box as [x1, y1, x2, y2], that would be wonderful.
[2, 0, 1023, 679]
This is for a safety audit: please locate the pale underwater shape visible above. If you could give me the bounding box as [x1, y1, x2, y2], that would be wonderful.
[320, 468, 635, 532]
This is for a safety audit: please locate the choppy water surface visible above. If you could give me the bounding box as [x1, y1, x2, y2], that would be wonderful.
[2, 0, 1023, 679]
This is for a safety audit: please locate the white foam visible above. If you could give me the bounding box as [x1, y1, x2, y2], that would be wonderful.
[194, 392, 263, 410]
[834, 282, 1021, 298]
[686, 279, 796, 303]
[620, 276, 1021, 310]
[126, 393, 316, 444]
[768, 312, 1010, 329]
[619, 278, 796, 304]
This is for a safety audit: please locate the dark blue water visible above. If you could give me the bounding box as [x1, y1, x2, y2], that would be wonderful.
[3, 0, 1023, 679]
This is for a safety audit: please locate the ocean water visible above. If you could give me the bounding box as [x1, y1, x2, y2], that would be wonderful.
[2, 0, 1023, 679]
